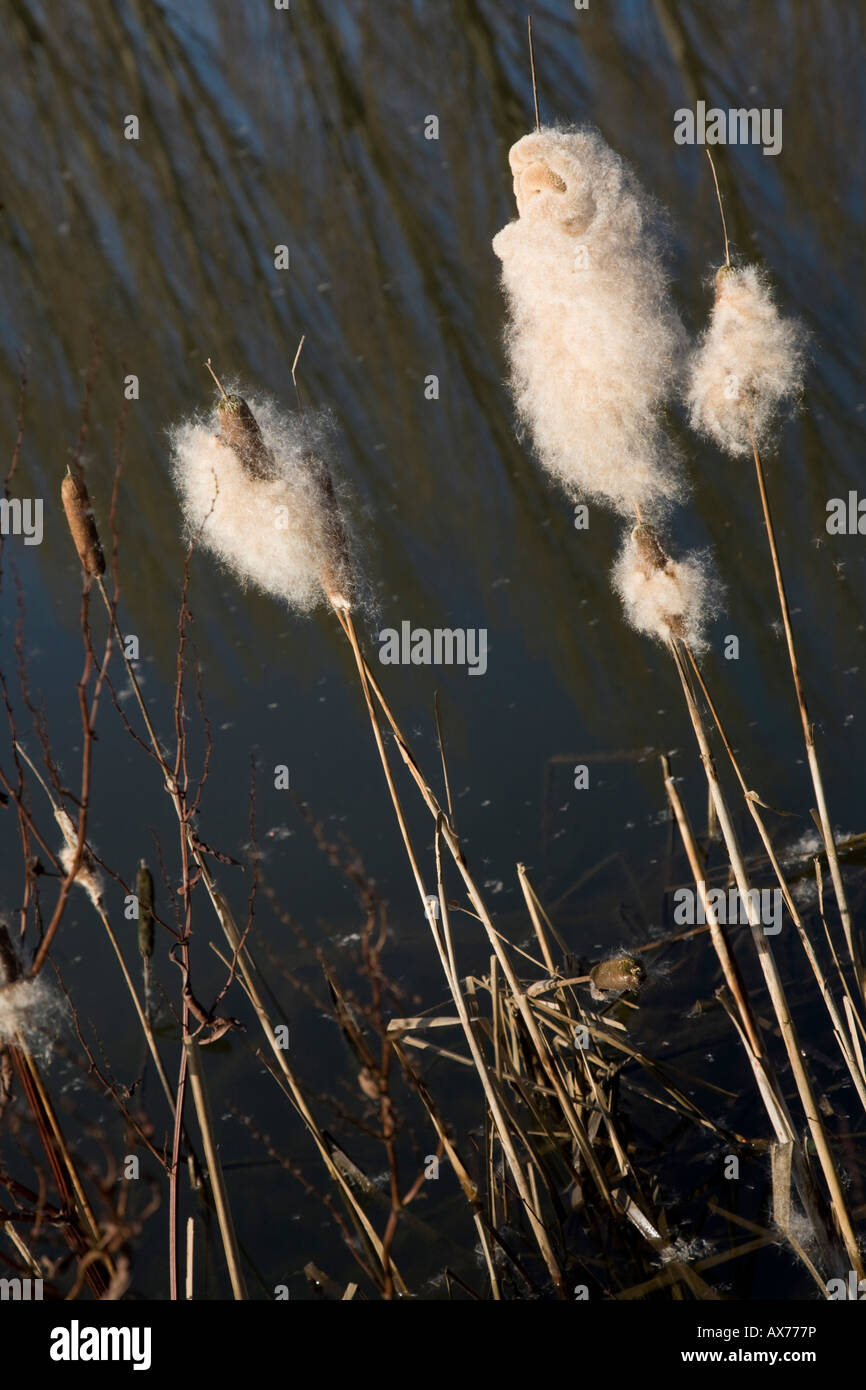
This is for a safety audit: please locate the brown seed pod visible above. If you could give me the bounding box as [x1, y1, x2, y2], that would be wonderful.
[631, 524, 686, 640]
[589, 955, 646, 1000]
[308, 454, 355, 610]
[713, 262, 736, 301]
[217, 395, 276, 480]
[632, 522, 669, 575]
[136, 859, 154, 961]
[61, 470, 105, 577]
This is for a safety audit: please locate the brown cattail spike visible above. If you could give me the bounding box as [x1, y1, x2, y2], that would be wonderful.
[61, 469, 105, 577]
[136, 859, 154, 961]
[631, 524, 686, 640]
[713, 262, 736, 301]
[309, 454, 355, 610]
[217, 395, 276, 480]
[631, 522, 669, 574]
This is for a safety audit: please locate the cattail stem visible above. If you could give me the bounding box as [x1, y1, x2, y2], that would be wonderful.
[669, 637, 862, 1279]
[682, 646, 866, 1114]
[332, 606, 701, 1295]
[184, 1038, 247, 1300]
[291, 335, 307, 413]
[336, 603, 567, 1293]
[527, 16, 540, 131]
[9, 1038, 109, 1296]
[432, 819, 566, 1295]
[704, 150, 731, 269]
[661, 733, 792, 1149]
[210, 890, 408, 1293]
[14, 742, 176, 1117]
[92, 581, 402, 1292]
[185, 1216, 195, 1300]
[203, 358, 228, 399]
[748, 422, 864, 1002]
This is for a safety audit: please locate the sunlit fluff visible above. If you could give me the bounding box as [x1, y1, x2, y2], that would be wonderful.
[687, 266, 807, 456]
[613, 526, 715, 650]
[0, 957, 64, 1061]
[171, 396, 354, 613]
[493, 125, 686, 517]
[56, 806, 104, 909]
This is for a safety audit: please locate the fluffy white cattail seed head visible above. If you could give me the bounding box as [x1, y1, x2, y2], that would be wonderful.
[613, 524, 715, 650]
[493, 125, 687, 518]
[687, 265, 807, 456]
[55, 806, 105, 909]
[0, 932, 64, 1060]
[171, 395, 355, 613]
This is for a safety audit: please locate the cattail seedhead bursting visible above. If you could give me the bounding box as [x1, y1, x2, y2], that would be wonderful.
[614, 524, 716, 651]
[55, 805, 105, 909]
[0, 924, 64, 1060]
[171, 391, 357, 614]
[493, 125, 687, 518]
[688, 265, 807, 457]
[217, 395, 276, 481]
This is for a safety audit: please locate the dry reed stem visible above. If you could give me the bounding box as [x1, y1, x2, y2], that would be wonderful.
[208, 892, 409, 1295]
[682, 650, 866, 1113]
[661, 753, 818, 1207]
[338, 592, 566, 1291]
[813, 864, 866, 1065]
[389, 1039, 504, 1298]
[90, 579, 406, 1295]
[433, 820, 566, 1294]
[184, 1038, 247, 1299]
[335, 607, 614, 1204]
[9, 1040, 110, 1296]
[19, 1043, 103, 1251]
[336, 599, 679, 1290]
[4, 1223, 41, 1278]
[668, 639, 863, 1279]
[14, 741, 177, 1118]
[747, 422, 864, 1001]
[335, 602, 726, 1289]
[185, 1216, 195, 1300]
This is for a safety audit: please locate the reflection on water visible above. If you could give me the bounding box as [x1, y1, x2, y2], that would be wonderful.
[1, 0, 865, 1297]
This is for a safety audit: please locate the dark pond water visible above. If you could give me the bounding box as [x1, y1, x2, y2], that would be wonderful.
[1, 0, 865, 1300]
